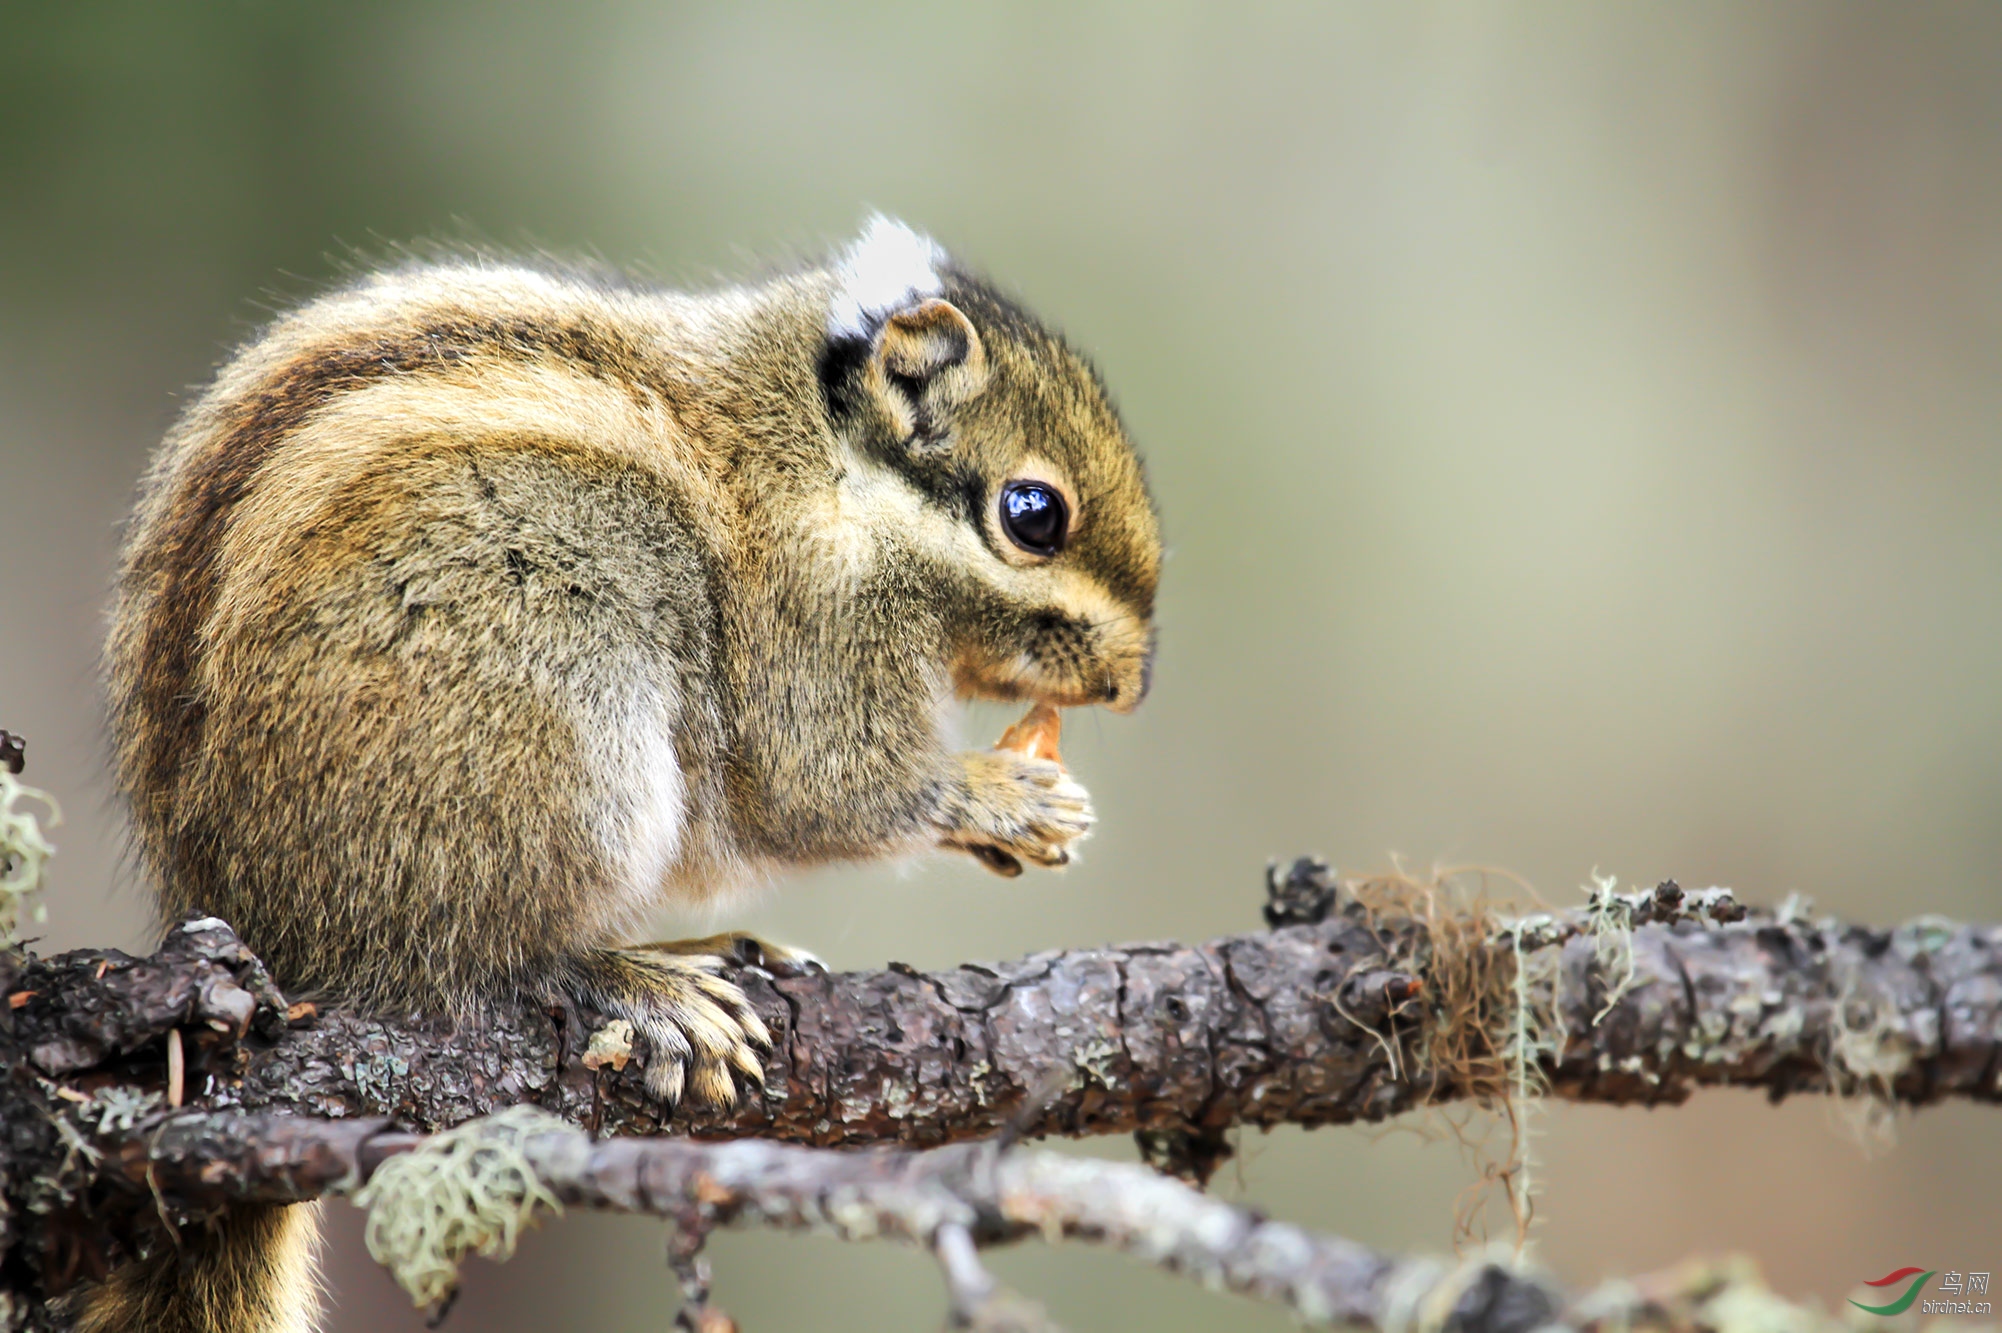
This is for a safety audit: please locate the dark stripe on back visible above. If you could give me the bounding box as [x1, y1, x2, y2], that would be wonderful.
[128, 305, 681, 814]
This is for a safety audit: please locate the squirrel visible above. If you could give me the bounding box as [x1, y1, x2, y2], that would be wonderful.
[84, 216, 1161, 1332]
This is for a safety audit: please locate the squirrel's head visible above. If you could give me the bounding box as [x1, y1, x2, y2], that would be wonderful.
[820, 217, 1161, 713]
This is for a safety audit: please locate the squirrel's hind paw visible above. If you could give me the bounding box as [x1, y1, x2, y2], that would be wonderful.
[564, 948, 773, 1110]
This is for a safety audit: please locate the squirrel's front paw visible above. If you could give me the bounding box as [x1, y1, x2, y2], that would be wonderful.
[564, 947, 772, 1111]
[939, 750, 1094, 877]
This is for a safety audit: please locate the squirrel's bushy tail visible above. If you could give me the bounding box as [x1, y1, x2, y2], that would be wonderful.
[76, 1202, 322, 1333]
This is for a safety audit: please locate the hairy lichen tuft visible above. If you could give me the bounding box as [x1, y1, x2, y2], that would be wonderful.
[0, 768, 59, 942]
[352, 1104, 566, 1310]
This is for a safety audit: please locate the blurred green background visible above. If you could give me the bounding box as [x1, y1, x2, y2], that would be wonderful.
[5, 4, 2001, 1329]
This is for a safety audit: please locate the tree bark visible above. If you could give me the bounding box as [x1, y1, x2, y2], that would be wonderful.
[4, 867, 1998, 1328]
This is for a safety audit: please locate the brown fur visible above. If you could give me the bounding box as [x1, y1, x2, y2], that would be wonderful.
[76, 1205, 321, 1333]
[94, 223, 1160, 1330]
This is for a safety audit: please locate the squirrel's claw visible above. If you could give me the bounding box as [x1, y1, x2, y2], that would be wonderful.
[635, 932, 824, 978]
[565, 947, 774, 1113]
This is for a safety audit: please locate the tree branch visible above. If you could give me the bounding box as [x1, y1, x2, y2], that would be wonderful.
[10, 874, 1997, 1149]
[27, 1103, 1942, 1333]
[4, 866, 1998, 1327]
[91, 1104, 1560, 1333]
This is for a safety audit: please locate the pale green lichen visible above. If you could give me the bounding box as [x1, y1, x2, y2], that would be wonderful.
[88, 1087, 163, 1135]
[1700, 1269, 1834, 1333]
[1774, 892, 1815, 927]
[1378, 1248, 1524, 1333]
[47, 1107, 104, 1183]
[1830, 989, 1915, 1089]
[347, 1052, 410, 1107]
[1579, 871, 1640, 1026]
[1761, 1004, 1807, 1046]
[1573, 1255, 1969, 1333]
[0, 769, 59, 942]
[1825, 979, 1914, 1151]
[351, 1104, 565, 1310]
[1892, 915, 1959, 962]
[1482, 870, 1650, 1246]
[1496, 919, 1559, 1239]
[1070, 1037, 1123, 1090]
[881, 1076, 918, 1118]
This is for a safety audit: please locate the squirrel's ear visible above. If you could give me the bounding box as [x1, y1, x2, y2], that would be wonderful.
[871, 298, 988, 427]
[824, 216, 990, 443]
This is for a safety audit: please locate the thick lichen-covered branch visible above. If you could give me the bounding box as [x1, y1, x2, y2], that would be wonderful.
[3, 868, 1999, 1326]
[9, 874, 1996, 1158]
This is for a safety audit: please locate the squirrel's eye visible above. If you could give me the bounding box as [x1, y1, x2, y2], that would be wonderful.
[999, 481, 1068, 556]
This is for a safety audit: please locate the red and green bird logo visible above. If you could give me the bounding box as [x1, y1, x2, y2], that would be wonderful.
[1850, 1268, 1936, 1316]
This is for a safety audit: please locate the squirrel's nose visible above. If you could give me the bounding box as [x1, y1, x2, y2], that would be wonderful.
[1103, 654, 1150, 714]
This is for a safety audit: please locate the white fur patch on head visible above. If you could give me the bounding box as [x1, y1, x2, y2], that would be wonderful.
[827, 214, 946, 341]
